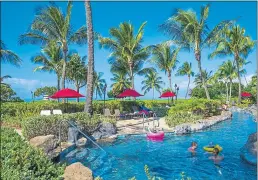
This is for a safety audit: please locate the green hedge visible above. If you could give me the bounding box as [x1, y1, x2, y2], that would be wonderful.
[1, 127, 65, 180]
[22, 112, 115, 140]
[1, 100, 169, 127]
[165, 99, 222, 128]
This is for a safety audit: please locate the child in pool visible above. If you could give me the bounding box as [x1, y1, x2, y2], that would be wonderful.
[209, 147, 224, 162]
[188, 142, 198, 152]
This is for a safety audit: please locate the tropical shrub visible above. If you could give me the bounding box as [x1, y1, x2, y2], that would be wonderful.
[165, 112, 204, 127]
[1, 127, 64, 179]
[22, 112, 114, 140]
[152, 107, 169, 117]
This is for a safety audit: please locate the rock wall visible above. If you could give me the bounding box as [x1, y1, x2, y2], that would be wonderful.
[174, 111, 232, 134]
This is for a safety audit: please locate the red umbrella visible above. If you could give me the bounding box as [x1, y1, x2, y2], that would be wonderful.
[241, 92, 252, 97]
[50, 88, 85, 99]
[159, 91, 176, 98]
[117, 88, 143, 98]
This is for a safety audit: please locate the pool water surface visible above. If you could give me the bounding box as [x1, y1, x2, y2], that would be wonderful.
[61, 112, 257, 180]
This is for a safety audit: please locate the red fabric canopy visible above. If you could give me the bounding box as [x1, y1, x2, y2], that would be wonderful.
[50, 88, 85, 99]
[159, 91, 176, 98]
[117, 89, 143, 98]
[241, 92, 252, 97]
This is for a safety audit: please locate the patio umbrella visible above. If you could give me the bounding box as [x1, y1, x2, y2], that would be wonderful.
[241, 92, 252, 97]
[159, 91, 176, 103]
[50, 88, 85, 112]
[116, 88, 143, 98]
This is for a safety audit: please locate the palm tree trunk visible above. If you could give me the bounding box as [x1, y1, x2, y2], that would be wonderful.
[185, 76, 190, 99]
[152, 88, 154, 100]
[76, 83, 79, 102]
[229, 78, 232, 103]
[225, 81, 229, 102]
[195, 52, 210, 99]
[244, 74, 248, 86]
[168, 71, 173, 103]
[129, 62, 134, 89]
[235, 55, 242, 103]
[96, 89, 98, 100]
[84, 0, 94, 115]
[61, 50, 67, 89]
[57, 75, 60, 102]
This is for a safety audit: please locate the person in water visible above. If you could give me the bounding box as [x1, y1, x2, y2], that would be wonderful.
[209, 147, 224, 162]
[188, 142, 198, 152]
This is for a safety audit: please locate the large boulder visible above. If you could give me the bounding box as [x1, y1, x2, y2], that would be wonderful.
[240, 132, 257, 166]
[92, 122, 117, 140]
[64, 162, 93, 180]
[29, 135, 58, 154]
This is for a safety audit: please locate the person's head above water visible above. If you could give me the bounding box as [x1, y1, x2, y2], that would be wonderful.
[191, 142, 197, 148]
[213, 147, 220, 156]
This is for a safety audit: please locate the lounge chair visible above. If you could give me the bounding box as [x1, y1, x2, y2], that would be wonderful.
[114, 109, 127, 120]
[53, 109, 62, 115]
[40, 110, 51, 116]
[104, 108, 115, 118]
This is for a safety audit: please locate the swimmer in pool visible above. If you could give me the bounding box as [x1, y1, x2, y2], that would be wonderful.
[209, 147, 224, 162]
[188, 141, 198, 152]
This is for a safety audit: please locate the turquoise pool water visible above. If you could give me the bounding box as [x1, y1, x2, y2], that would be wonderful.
[62, 112, 257, 180]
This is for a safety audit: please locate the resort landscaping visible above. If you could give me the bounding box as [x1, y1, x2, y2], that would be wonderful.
[1, 1, 257, 179]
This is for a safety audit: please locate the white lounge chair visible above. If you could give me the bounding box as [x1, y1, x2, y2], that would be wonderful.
[53, 109, 62, 115]
[40, 110, 51, 116]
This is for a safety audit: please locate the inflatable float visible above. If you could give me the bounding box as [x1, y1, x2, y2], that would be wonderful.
[203, 144, 223, 152]
[147, 131, 165, 141]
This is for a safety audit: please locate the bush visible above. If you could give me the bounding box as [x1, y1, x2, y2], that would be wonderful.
[165, 112, 204, 127]
[152, 107, 169, 117]
[1, 127, 65, 180]
[22, 112, 114, 140]
[1, 100, 169, 127]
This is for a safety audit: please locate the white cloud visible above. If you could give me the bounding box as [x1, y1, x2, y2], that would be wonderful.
[5, 78, 40, 91]
[232, 73, 255, 86]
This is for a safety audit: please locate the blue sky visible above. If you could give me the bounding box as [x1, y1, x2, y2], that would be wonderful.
[1, 1, 257, 100]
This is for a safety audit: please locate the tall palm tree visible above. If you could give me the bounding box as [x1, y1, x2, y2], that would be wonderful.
[141, 70, 164, 99]
[20, 2, 87, 90]
[176, 62, 194, 99]
[110, 71, 131, 95]
[160, 4, 233, 99]
[99, 21, 150, 89]
[209, 25, 255, 103]
[1, 40, 22, 67]
[66, 53, 87, 102]
[151, 43, 180, 91]
[217, 60, 237, 102]
[84, 0, 95, 114]
[194, 70, 213, 88]
[31, 41, 63, 91]
[93, 72, 106, 99]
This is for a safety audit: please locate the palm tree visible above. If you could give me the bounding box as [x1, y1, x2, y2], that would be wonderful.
[0, 75, 12, 86]
[93, 72, 106, 99]
[1, 40, 22, 67]
[141, 70, 164, 99]
[194, 70, 213, 88]
[176, 62, 194, 99]
[66, 53, 87, 102]
[110, 71, 131, 95]
[160, 4, 233, 99]
[99, 22, 150, 89]
[31, 41, 63, 91]
[20, 2, 87, 90]
[209, 25, 255, 103]
[151, 43, 180, 91]
[217, 60, 237, 102]
[84, 0, 95, 114]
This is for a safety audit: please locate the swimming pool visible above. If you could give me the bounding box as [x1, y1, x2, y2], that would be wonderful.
[61, 112, 257, 180]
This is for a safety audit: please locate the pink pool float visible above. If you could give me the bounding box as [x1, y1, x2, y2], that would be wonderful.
[147, 131, 165, 141]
